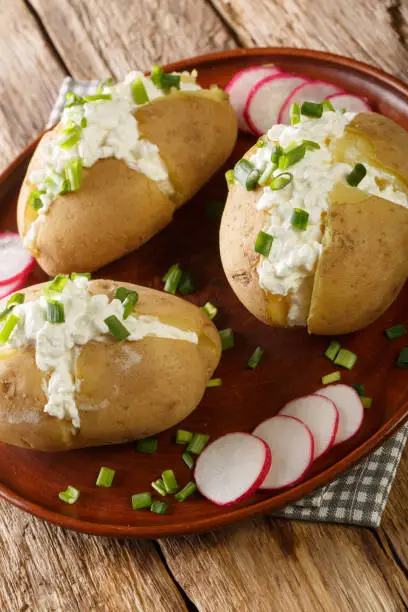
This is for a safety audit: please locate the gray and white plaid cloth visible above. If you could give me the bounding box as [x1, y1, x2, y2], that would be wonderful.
[48, 77, 408, 528]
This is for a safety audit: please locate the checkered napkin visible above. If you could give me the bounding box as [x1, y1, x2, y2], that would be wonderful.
[49, 77, 408, 528]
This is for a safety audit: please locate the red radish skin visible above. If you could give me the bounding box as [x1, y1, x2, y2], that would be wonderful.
[225, 66, 281, 132]
[279, 394, 339, 460]
[253, 415, 314, 490]
[0, 276, 26, 300]
[326, 93, 371, 113]
[244, 73, 308, 136]
[316, 384, 364, 445]
[0, 233, 34, 286]
[194, 432, 271, 506]
[278, 80, 344, 124]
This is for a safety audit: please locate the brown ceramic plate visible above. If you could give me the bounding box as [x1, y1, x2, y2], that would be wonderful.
[1, 48, 408, 537]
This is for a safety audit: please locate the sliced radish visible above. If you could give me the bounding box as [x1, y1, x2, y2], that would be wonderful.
[225, 65, 281, 132]
[316, 384, 364, 445]
[194, 432, 271, 506]
[0, 233, 34, 286]
[0, 276, 26, 301]
[244, 74, 308, 136]
[252, 415, 314, 490]
[278, 80, 344, 123]
[279, 394, 339, 460]
[326, 93, 371, 113]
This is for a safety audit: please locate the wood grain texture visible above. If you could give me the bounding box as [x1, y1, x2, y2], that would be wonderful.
[29, 0, 237, 79]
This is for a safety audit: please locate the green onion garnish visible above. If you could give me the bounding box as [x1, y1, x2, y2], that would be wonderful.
[219, 327, 234, 350]
[201, 302, 218, 320]
[303, 139, 320, 150]
[233, 159, 260, 191]
[96, 466, 116, 488]
[175, 481, 197, 502]
[301, 101, 323, 118]
[322, 99, 335, 112]
[151, 65, 180, 90]
[162, 469, 179, 494]
[247, 346, 264, 370]
[65, 158, 83, 191]
[346, 163, 366, 187]
[45, 170, 67, 195]
[150, 500, 168, 514]
[47, 274, 69, 293]
[187, 433, 209, 455]
[290, 102, 301, 125]
[131, 77, 149, 105]
[255, 230, 274, 257]
[47, 301, 65, 324]
[114, 287, 139, 319]
[325, 340, 341, 362]
[352, 383, 365, 397]
[71, 272, 92, 280]
[64, 92, 85, 107]
[176, 429, 193, 445]
[104, 315, 130, 340]
[28, 189, 45, 211]
[182, 452, 195, 469]
[361, 396, 373, 409]
[258, 162, 276, 186]
[321, 371, 341, 385]
[334, 348, 358, 370]
[58, 485, 80, 504]
[0, 314, 20, 344]
[131, 492, 152, 510]
[291, 208, 309, 231]
[163, 263, 183, 294]
[205, 199, 225, 220]
[279, 144, 306, 170]
[151, 479, 167, 497]
[136, 437, 158, 454]
[97, 77, 114, 93]
[270, 145, 283, 165]
[84, 93, 112, 102]
[256, 136, 267, 147]
[178, 272, 196, 296]
[207, 378, 222, 388]
[270, 172, 293, 191]
[397, 347, 408, 367]
[81, 117, 88, 128]
[7, 293, 25, 307]
[385, 324, 406, 340]
[225, 169, 235, 187]
[58, 127, 82, 150]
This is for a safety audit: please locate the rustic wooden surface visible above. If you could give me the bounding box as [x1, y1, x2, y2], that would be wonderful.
[1, 0, 408, 610]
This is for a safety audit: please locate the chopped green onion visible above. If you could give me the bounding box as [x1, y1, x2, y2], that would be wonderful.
[205, 199, 225, 220]
[258, 162, 276, 186]
[334, 348, 358, 370]
[28, 189, 45, 211]
[84, 93, 112, 102]
[290, 102, 301, 125]
[247, 346, 264, 369]
[58, 485, 80, 504]
[352, 383, 365, 397]
[385, 324, 406, 340]
[219, 327, 234, 350]
[176, 429, 193, 445]
[325, 340, 341, 362]
[104, 315, 130, 340]
[58, 127, 81, 150]
[279, 144, 306, 170]
[254, 230, 274, 257]
[131, 492, 152, 510]
[291, 208, 309, 231]
[131, 77, 149, 104]
[256, 136, 267, 147]
[114, 287, 139, 319]
[162, 469, 179, 494]
[136, 437, 158, 454]
[322, 99, 335, 112]
[96, 466, 116, 488]
[150, 501, 168, 514]
[207, 378, 222, 388]
[175, 481, 197, 502]
[151, 65, 180, 90]
[47, 301, 65, 324]
[65, 158, 83, 191]
[270, 172, 293, 191]
[397, 347, 408, 367]
[182, 452, 195, 469]
[0, 314, 20, 344]
[187, 433, 209, 455]
[163, 263, 183, 294]
[361, 396, 373, 409]
[64, 92, 85, 107]
[301, 101, 323, 118]
[7, 293, 25, 307]
[45, 170, 67, 195]
[47, 274, 69, 293]
[201, 302, 218, 320]
[151, 479, 167, 497]
[302, 139, 320, 150]
[322, 371, 341, 385]
[225, 169, 235, 187]
[71, 272, 92, 280]
[81, 117, 88, 128]
[270, 145, 283, 165]
[346, 163, 366, 187]
[178, 272, 196, 295]
[97, 77, 114, 93]
[233, 159, 260, 191]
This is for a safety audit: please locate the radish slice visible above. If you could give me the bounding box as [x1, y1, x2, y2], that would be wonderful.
[326, 93, 371, 113]
[0, 276, 26, 300]
[244, 74, 308, 136]
[225, 66, 281, 132]
[253, 415, 314, 490]
[279, 394, 339, 459]
[316, 384, 364, 445]
[278, 81, 343, 123]
[0, 233, 34, 286]
[194, 432, 271, 506]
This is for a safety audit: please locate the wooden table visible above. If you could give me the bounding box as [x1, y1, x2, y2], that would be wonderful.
[1, 1, 408, 609]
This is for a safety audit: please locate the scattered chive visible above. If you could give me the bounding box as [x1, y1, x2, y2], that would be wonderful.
[81, 117, 88, 128]
[291, 208, 309, 231]
[205, 199, 225, 220]
[47, 301, 65, 324]
[182, 452, 195, 469]
[270, 145, 283, 165]
[45, 169, 67, 195]
[233, 159, 260, 191]
[163, 263, 183, 294]
[47, 274, 69, 293]
[219, 328, 234, 350]
[178, 272, 196, 295]
[207, 378, 222, 388]
[352, 383, 365, 397]
[97, 77, 114, 93]
[201, 302, 218, 320]
[325, 340, 341, 362]
[322, 371, 341, 385]
[254, 230, 274, 257]
[71, 272, 92, 280]
[334, 348, 358, 370]
[28, 189, 45, 211]
[270, 172, 293, 191]
[225, 169, 235, 187]
[58, 127, 81, 150]
[258, 162, 276, 186]
[301, 101, 323, 118]
[58, 485, 80, 504]
[136, 437, 158, 454]
[104, 315, 130, 340]
[346, 163, 366, 187]
[279, 144, 306, 170]
[151, 479, 167, 497]
[290, 102, 301, 125]
[256, 136, 267, 147]
[151, 65, 180, 90]
[187, 433, 209, 455]
[397, 347, 408, 367]
[175, 481, 197, 502]
[150, 501, 168, 514]
[162, 469, 179, 494]
[96, 466, 116, 488]
[322, 99, 335, 112]
[114, 287, 139, 319]
[361, 396, 373, 409]
[0, 314, 20, 344]
[302, 139, 320, 150]
[176, 429, 193, 445]
[65, 158, 83, 191]
[64, 92, 85, 108]
[84, 93, 112, 102]
[131, 492, 152, 510]
[131, 77, 149, 104]
[7, 293, 25, 307]
[385, 324, 406, 340]
[247, 346, 264, 370]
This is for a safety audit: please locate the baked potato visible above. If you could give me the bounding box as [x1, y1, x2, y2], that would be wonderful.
[18, 69, 237, 276]
[0, 278, 221, 451]
[220, 110, 408, 335]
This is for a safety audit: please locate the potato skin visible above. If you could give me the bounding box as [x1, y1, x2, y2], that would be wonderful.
[0, 280, 221, 451]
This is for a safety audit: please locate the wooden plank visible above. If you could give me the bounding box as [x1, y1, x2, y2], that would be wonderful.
[211, 0, 408, 81]
[29, 0, 237, 79]
[0, 0, 66, 171]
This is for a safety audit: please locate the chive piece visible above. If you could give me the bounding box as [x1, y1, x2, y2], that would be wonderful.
[58, 485, 80, 505]
[131, 77, 149, 104]
[163, 263, 183, 294]
[205, 199, 225, 220]
[47, 301, 65, 324]
[255, 230, 274, 257]
[65, 158, 83, 191]
[114, 287, 139, 318]
[136, 437, 158, 454]
[279, 144, 306, 170]
[114, 286, 136, 302]
[58, 127, 81, 150]
[81, 117, 88, 128]
[201, 302, 218, 320]
[385, 324, 407, 340]
[361, 396, 373, 409]
[182, 452, 195, 469]
[71, 272, 92, 280]
[301, 101, 323, 118]
[225, 169, 235, 187]
[258, 162, 276, 186]
[187, 433, 209, 455]
[28, 189, 45, 211]
[150, 501, 168, 514]
[104, 315, 130, 340]
[7, 293, 25, 307]
[97, 77, 114, 93]
[96, 466, 116, 488]
[151, 479, 167, 497]
[352, 383, 365, 397]
[270, 145, 283, 165]
[0, 307, 12, 323]
[151, 65, 164, 87]
[84, 93, 112, 102]
[48, 274, 69, 293]
[270, 172, 293, 191]
[131, 492, 152, 510]
[290, 102, 301, 125]
[151, 65, 180, 90]
[0, 314, 20, 344]
[219, 328, 234, 350]
[178, 272, 196, 296]
[291, 208, 309, 231]
[397, 347, 408, 367]
[176, 429, 193, 445]
[303, 139, 321, 150]
[322, 371, 341, 385]
[175, 481, 197, 502]
[322, 99, 335, 112]
[334, 348, 358, 370]
[346, 163, 366, 187]
[162, 469, 179, 494]
[45, 170, 67, 195]
[64, 92, 85, 108]
[233, 159, 260, 191]
[256, 136, 267, 148]
[247, 346, 264, 370]
[207, 378, 222, 388]
[325, 340, 341, 362]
